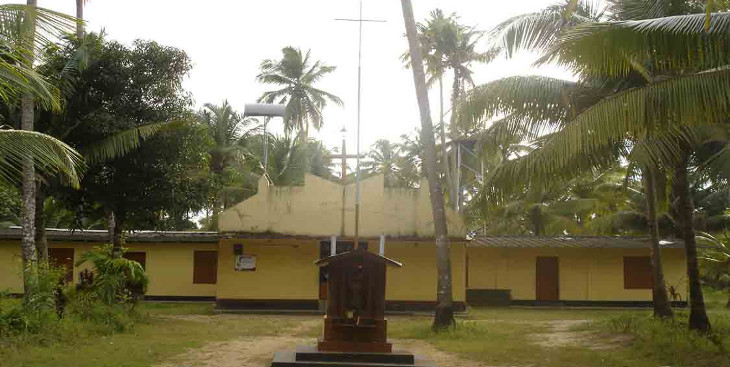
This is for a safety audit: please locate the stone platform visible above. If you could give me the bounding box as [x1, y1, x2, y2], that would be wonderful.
[271, 346, 437, 367]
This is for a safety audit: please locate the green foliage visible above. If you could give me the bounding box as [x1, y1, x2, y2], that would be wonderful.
[0, 182, 19, 227]
[363, 139, 421, 188]
[76, 245, 148, 305]
[0, 265, 61, 336]
[63, 290, 139, 333]
[42, 34, 212, 230]
[543, 12, 730, 78]
[603, 312, 730, 366]
[0, 5, 76, 111]
[697, 232, 730, 295]
[488, 0, 605, 57]
[0, 130, 84, 188]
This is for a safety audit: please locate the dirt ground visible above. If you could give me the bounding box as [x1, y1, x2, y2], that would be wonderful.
[155, 316, 626, 367]
[530, 320, 633, 350]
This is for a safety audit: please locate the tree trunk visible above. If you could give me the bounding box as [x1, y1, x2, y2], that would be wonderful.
[401, 0, 454, 330]
[529, 205, 544, 236]
[448, 72, 461, 211]
[642, 167, 673, 318]
[438, 76, 453, 208]
[75, 0, 84, 40]
[112, 213, 123, 257]
[106, 209, 115, 244]
[20, 0, 38, 295]
[674, 155, 711, 332]
[34, 181, 47, 264]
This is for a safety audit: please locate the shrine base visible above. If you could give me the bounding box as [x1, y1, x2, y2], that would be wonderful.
[270, 345, 437, 367]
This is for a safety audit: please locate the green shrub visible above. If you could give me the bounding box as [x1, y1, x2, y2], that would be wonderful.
[76, 244, 149, 305]
[603, 312, 729, 367]
[63, 288, 142, 333]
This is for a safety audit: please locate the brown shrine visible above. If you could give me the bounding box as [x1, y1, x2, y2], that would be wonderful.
[314, 248, 402, 353]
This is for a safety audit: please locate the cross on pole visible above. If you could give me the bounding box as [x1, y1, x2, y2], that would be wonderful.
[326, 128, 365, 237]
[327, 127, 365, 185]
[335, 0, 386, 249]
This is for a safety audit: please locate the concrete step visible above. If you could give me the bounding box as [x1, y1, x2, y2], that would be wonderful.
[295, 346, 414, 364]
[271, 351, 437, 367]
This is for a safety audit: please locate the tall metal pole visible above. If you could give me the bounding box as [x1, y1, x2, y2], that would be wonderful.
[354, 0, 363, 248]
[335, 1, 385, 249]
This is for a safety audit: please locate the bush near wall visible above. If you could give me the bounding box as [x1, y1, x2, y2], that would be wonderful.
[602, 311, 730, 367]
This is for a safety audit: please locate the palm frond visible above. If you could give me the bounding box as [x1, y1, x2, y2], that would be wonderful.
[83, 121, 183, 164]
[540, 12, 730, 77]
[488, 0, 605, 57]
[488, 69, 730, 190]
[456, 75, 584, 133]
[0, 129, 83, 188]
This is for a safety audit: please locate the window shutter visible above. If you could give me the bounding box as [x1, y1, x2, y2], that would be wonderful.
[194, 251, 218, 284]
[624, 256, 653, 289]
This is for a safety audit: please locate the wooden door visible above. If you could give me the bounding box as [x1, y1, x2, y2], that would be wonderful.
[49, 248, 74, 284]
[536, 257, 559, 301]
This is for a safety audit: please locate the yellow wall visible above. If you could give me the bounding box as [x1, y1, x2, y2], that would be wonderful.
[467, 247, 687, 301]
[218, 174, 466, 238]
[125, 242, 218, 297]
[383, 241, 466, 302]
[0, 240, 217, 298]
[0, 240, 24, 293]
[216, 238, 320, 300]
[215, 238, 466, 303]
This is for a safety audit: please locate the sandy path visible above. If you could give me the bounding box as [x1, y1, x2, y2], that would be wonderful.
[393, 339, 500, 367]
[157, 335, 309, 367]
[530, 320, 632, 350]
[156, 317, 496, 367]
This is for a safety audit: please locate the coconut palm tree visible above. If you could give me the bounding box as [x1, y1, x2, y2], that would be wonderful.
[471, 4, 730, 330]
[365, 139, 400, 187]
[198, 101, 259, 213]
[76, 0, 86, 39]
[401, 0, 455, 330]
[0, 3, 75, 292]
[403, 10, 496, 210]
[257, 47, 342, 140]
[461, 0, 728, 322]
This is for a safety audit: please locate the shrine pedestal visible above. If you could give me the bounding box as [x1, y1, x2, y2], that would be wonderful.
[271, 346, 437, 367]
[270, 249, 437, 367]
[318, 317, 391, 353]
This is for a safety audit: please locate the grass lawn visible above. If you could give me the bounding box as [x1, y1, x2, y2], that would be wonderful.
[0, 294, 728, 367]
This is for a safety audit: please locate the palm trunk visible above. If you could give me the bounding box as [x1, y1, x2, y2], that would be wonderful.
[401, 0, 454, 330]
[34, 181, 47, 264]
[106, 209, 115, 244]
[20, 0, 38, 295]
[112, 214, 124, 257]
[448, 72, 461, 211]
[439, 76, 452, 204]
[642, 167, 673, 318]
[674, 155, 711, 332]
[75, 0, 84, 40]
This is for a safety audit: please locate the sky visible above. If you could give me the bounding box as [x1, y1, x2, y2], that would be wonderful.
[42, 0, 571, 155]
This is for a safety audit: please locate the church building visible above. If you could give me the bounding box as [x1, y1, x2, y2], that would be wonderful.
[0, 173, 688, 309]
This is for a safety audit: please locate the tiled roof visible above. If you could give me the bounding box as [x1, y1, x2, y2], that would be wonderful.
[0, 227, 218, 243]
[469, 236, 685, 249]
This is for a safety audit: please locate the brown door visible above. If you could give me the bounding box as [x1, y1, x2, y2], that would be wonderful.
[49, 248, 75, 284]
[536, 257, 559, 301]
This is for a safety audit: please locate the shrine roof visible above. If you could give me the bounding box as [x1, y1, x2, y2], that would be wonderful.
[314, 249, 403, 268]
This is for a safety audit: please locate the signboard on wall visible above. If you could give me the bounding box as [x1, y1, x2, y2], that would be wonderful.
[235, 255, 256, 271]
